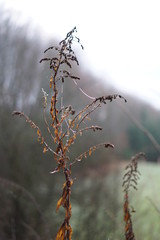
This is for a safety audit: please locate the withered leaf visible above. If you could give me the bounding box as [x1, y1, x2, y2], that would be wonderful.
[89, 148, 92, 156]
[104, 143, 114, 148]
[50, 76, 53, 88]
[43, 146, 48, 153]
[56, 224, 65, 240]
[54, 128, 58, 136]
[12, 111, 23, 116]
[56, 197, 64, 212]
[40, 137, 44, 144]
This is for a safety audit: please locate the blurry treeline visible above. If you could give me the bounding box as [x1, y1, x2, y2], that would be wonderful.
[1, 5, 160, 240]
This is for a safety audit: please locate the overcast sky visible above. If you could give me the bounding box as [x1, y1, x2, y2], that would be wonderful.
[2, 0, 160, 109]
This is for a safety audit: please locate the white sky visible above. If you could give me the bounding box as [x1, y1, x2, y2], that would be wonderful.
[2, 0, 160, 109]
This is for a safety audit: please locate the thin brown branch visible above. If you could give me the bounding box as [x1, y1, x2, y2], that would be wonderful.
[76, 103, 101, 129]
[0, 177, 52, 240]
[76, 125, 102, 135]
[21, 221, 42, 240]
[118, 103, 160, 153]
[12, 111, 60, 157]
[72, 142, 114, 164]
[95, 94, 127, 104]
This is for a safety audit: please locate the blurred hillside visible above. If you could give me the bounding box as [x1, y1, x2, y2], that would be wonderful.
[0, 5, 160, 239]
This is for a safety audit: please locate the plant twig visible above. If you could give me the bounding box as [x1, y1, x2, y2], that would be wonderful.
[118, 103, 160, 153]
[122, 152, 145, 240]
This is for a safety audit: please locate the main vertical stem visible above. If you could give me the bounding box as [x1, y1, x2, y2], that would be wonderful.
[64, 167, 72, 240]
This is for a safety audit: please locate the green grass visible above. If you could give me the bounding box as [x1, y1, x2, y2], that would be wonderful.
[64, 161, 160, 240]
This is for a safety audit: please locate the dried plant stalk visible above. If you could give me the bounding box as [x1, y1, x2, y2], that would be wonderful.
[122, 152, 145, 240]
[13, 27, 127, 240]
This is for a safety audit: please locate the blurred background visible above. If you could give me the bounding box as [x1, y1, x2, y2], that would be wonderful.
[0, 1, 160, 239]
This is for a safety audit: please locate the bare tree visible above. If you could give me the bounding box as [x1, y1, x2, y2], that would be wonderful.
[0, 5, 43, 110]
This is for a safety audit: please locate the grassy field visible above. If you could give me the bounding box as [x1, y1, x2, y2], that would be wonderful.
[66, 161, 160, 240]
